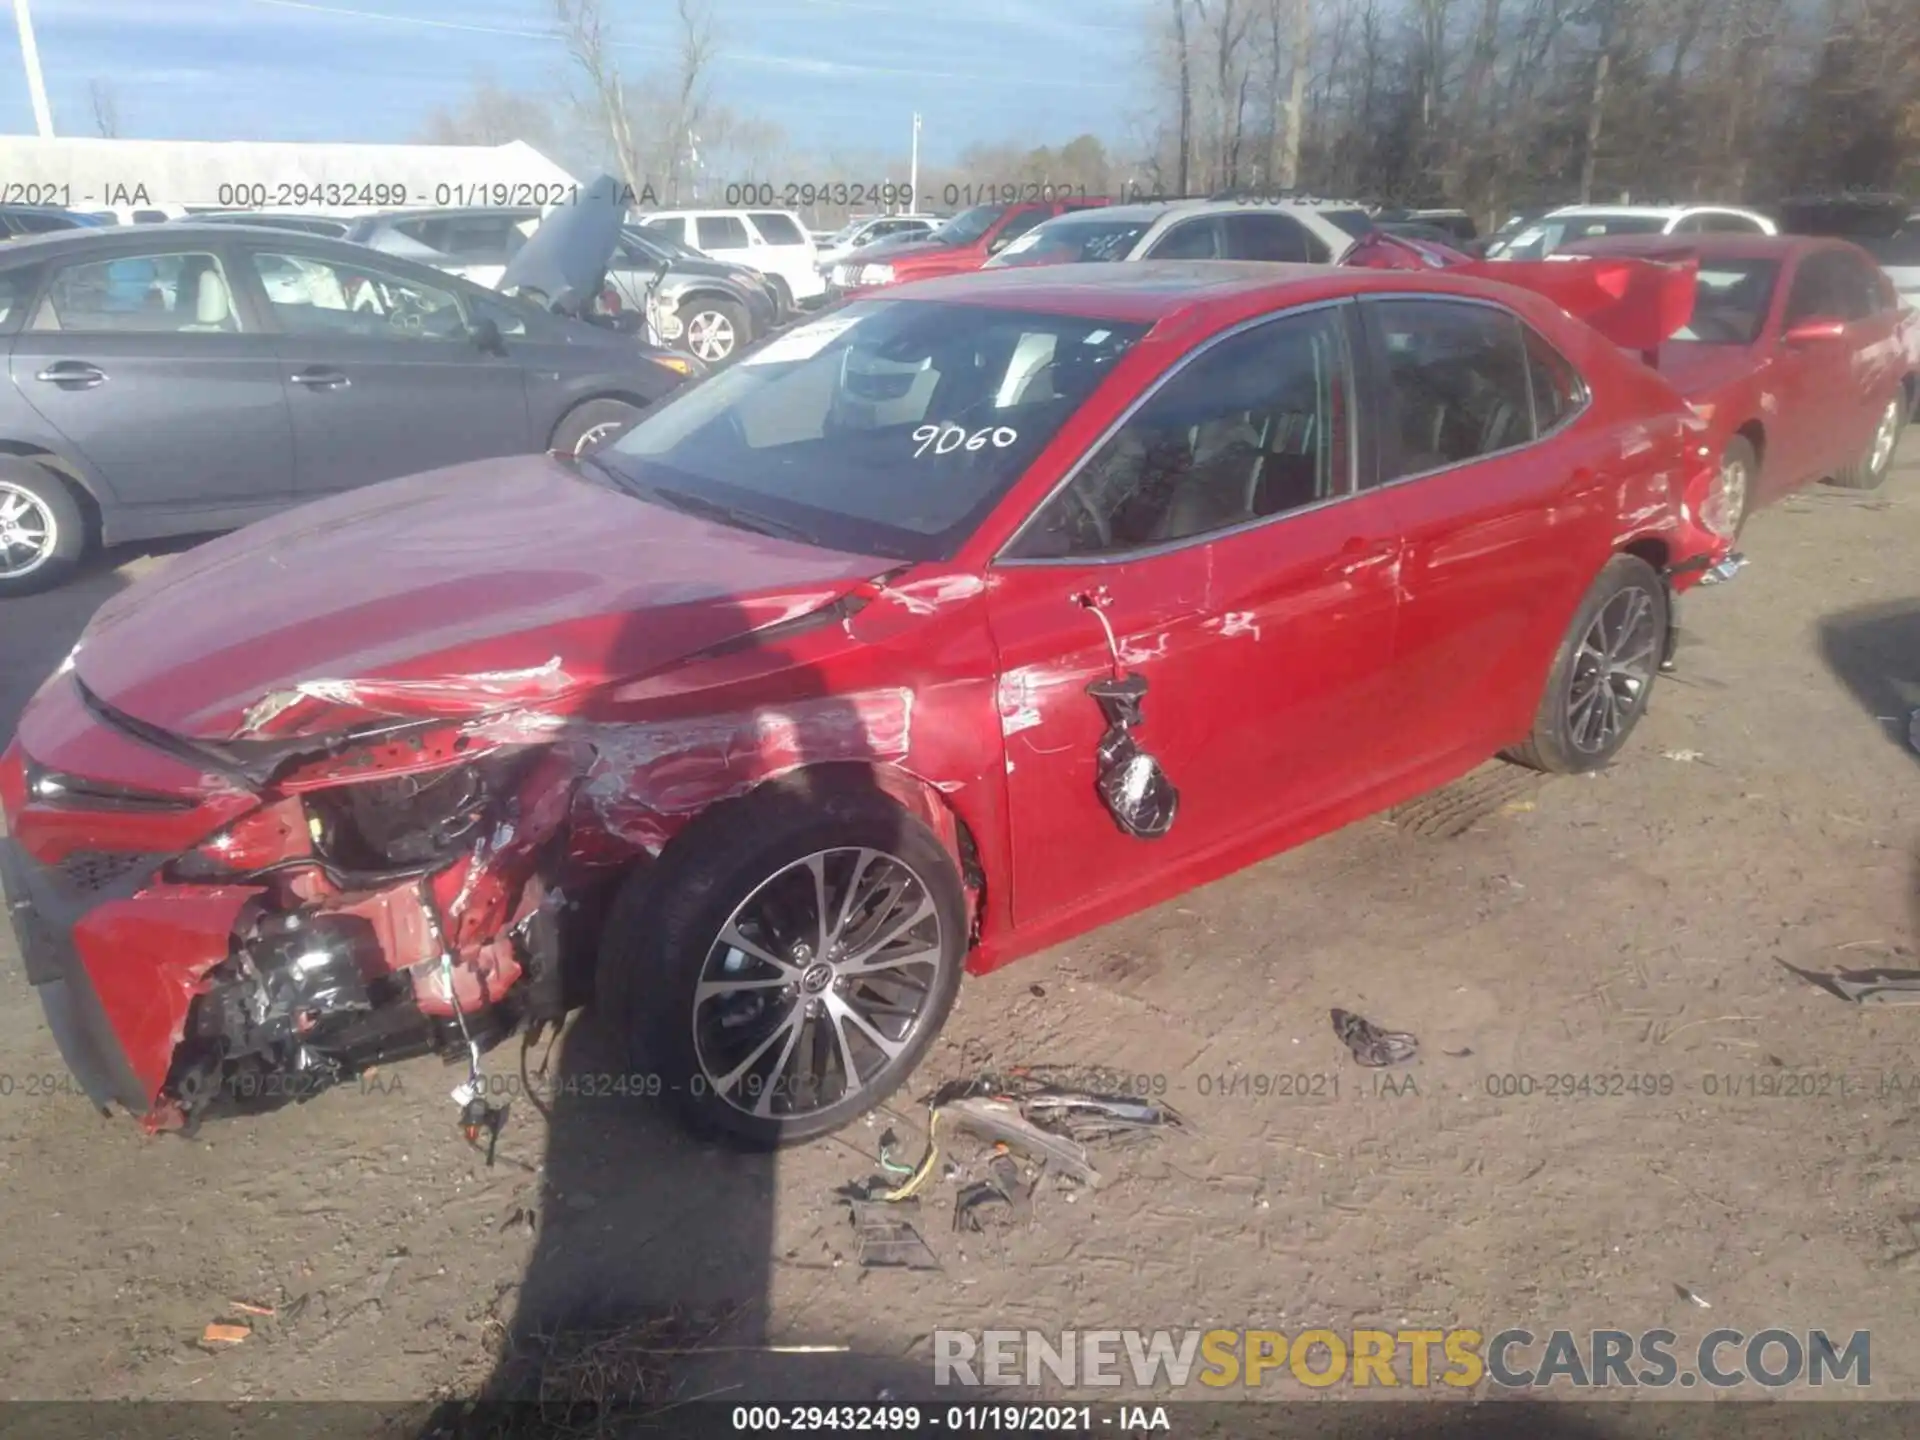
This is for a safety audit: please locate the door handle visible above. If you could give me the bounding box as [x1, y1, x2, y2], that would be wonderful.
[1333, 537, 1395, 578]
[34, 361, 106, 389]
[290, 368, 350, 390]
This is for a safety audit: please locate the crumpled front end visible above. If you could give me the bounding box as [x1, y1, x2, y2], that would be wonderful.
[0, 608, 972, 1133]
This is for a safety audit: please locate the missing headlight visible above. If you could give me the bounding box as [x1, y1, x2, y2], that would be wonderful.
[307, 761, 500, 870]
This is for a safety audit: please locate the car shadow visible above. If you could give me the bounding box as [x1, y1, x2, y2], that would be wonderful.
[421, 581, 941, 1436]
[1815, 596, 1920, 964]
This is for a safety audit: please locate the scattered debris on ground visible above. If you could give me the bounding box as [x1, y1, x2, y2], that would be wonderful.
[1782, 960, 1920, 1005]
[1330, 1008, 1420, 1066]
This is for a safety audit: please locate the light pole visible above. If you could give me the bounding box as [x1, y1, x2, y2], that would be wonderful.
[908, 112, 920, 215]
[14, 0, 57, 138]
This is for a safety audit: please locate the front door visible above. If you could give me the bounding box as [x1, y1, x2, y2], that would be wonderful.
[7, 245, 295, 515]
[987, 303, 1401, 930]
[233, 245, 531, 495]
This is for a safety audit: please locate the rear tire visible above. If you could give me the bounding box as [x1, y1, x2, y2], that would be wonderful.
[0, 458, 87, 598]
[1828, 396, 1904, 490]
[595, 773, 968, 1148]
[550, 398, 643, 457]
[1506, 555, 1669, 775]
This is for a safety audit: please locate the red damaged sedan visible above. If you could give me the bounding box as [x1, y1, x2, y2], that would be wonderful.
[1, 259, 1735, 1147]
[1562, 233, 1914, 533]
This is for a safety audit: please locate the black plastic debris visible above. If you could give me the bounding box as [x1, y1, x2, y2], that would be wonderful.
[939, 1094, 1103, 1188]
[1019, 1088, 1184, 1143]
[954, 1154, 1033, 1234]
[1331, 1008, 1419, 1066]
[847, 1199, 940, 1269]
[1781, 960, 1920, 1006]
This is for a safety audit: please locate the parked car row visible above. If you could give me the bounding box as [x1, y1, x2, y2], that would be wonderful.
[0, 170, 1914, 1155]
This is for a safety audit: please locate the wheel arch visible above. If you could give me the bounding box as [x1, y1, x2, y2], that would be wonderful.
[546, 391, 653, 449]
[1732, 418, 1766, 468]
[0, 443, 103, 543]
[645, 759, 988, 946]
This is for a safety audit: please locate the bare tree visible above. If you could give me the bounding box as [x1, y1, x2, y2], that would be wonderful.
[663, 0, 721, 201]
[552, 0, 645, 199]
[417, 74, 561, 152]
[1278, 0, 1313, 188]
[88, 79, 119, 138]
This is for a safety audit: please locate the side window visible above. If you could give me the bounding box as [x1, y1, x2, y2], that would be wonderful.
[434, 215, 524, 262]
[1223, 213, 1327, 263]
[1008, 307, 1352, 559]
[1784, 253, 1848, 324]
[249, 251, 467, 340]
[1704, 212, 1765, 233]
[748, 211, 805, 245]
[1828, 251, 1884, 317]
[1523, 325, 1588, 435]
[1146, 219, 1221, 259]
[29, 251, 241, 333]
[696, 215, 750, 250]
[641, 216, 687, 245]
[988, 207, 1051, 253]
[1365, 299, 1535, 479]
[1670, 214, 1706, 234]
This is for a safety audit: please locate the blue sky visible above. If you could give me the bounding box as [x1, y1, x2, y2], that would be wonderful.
[0, 0, 1154, 162]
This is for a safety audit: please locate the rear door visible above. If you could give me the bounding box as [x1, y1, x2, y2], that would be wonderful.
[1360, 296, 1608, 765]
[1222, 211, 1332, 263]
[989, 303, 1402, 928]
[6, 242, 295, 515]
[1144, 216, 1225, 259]
[233, 243, 531, 496]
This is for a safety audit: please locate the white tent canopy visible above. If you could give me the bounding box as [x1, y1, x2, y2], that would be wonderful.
[0, 137, 578, 215]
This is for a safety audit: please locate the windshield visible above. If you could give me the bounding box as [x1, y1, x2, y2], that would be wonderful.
[988, 216, 1154, 267]
[599, 299, 1147, 560]
[1670, 260, 1780, 344]
[1489, 213, 1670, 259]
[933, 204, 1008, 247]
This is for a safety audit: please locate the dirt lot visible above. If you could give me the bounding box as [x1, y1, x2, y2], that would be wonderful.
[1, 436, 1918, 1413]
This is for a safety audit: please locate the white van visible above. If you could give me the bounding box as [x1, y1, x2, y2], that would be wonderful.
[638, 208, 824, 305]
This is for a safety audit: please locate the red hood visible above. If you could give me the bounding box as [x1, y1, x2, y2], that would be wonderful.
[73, 456, 889, 741]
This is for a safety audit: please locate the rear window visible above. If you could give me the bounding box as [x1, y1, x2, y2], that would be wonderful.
[1493, 214, 1668, 260]
[748, 212, 805, 245]
[1320, 208, 1376, 239]
[1672, 260, 1781, 344]
[10, 210, 81, 234]
[600, 300, 1148, 561]
[990, 216, 1153, 266]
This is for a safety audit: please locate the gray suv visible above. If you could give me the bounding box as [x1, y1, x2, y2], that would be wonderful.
[345, 206, 778, 363]
[0, 225, 696, 595]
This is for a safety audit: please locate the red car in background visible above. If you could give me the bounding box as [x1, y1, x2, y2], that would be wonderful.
[1563, 234, 1914, 533]
[1, 259, 1732, 1149]
[823, 197, 1109, 298]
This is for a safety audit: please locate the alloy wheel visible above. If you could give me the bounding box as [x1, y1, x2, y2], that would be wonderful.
[685, 309, 737, 362]
[692, 846, 946, 1120]
[1567, 585, 1661, 753]
[0, 482, 57, 579]
[1702, 456, 1748, 539]
[1868, 398, 1901, 477]
[572, 421, 627, 456]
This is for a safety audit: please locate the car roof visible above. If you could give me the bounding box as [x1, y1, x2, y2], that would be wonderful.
[1563, 232, 1829, 261]
[886, 258, 1515, 325]
[0, 222, 494, 276]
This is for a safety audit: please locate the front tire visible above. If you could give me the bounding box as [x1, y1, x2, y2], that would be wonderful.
[678, 296, 748, 364]
[1507, 555, 1669, 774]
[0, 459, 87, 597]
[1828, 396, 1904, 490]
[1705, 435, 1757, 538]
[551, 398, 643, 457]
[595, 774, 967, 1148]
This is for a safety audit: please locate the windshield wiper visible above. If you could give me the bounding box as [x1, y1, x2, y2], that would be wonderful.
[646, 483, 823, 545]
